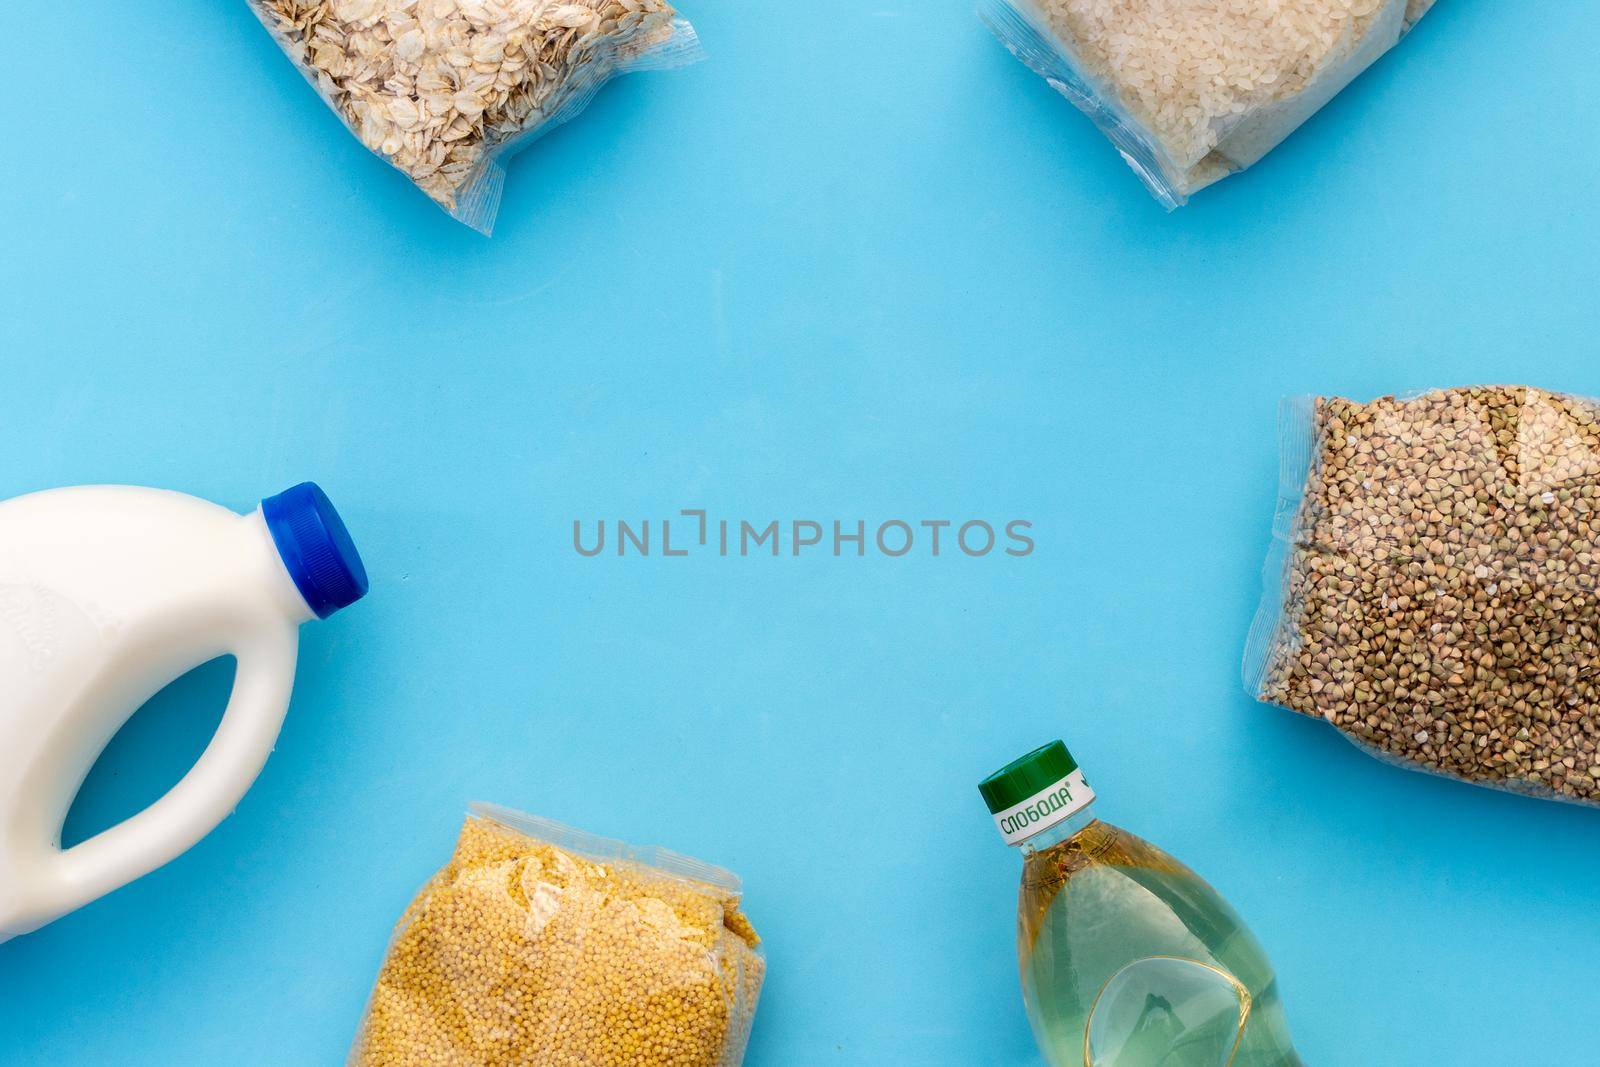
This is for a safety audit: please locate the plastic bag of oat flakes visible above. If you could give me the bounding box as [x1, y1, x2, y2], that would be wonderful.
[250, 0, 702, 234]
[1245, 387, 1600, 806]
[981, 0, 1436, 207]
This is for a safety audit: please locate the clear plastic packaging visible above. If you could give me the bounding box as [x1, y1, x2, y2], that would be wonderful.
[1246, 387, 1600, 806]
[249, 0, 703, 234]
[979, 0, 1435, 207]
[349, 804, 764, 1065]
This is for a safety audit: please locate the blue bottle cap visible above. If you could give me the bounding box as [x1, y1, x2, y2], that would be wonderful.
[261, 482, 370, 619]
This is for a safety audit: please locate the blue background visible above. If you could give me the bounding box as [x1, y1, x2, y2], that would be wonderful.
[2, 1, 1598, 1064]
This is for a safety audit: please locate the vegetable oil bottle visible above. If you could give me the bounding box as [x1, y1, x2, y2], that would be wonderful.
[979, 741, 1303, 1067]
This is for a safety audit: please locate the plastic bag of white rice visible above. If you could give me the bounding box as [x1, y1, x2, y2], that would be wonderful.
[980, 0, 1435, 207]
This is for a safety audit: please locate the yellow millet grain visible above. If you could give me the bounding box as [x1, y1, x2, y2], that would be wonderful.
[350, 816, 764, 1066]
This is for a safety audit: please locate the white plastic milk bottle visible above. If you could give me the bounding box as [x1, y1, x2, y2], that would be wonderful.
[0, 482, 368, 941]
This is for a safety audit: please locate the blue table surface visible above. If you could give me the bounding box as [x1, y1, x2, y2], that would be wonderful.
[3, 2, 1599, 1064]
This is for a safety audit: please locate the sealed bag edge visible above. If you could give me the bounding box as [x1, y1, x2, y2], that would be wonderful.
[442, 13, 706, 234]
[1242, 395, 1320, 704]
[469, 800, 747, 896]
[976, 0, 1188, 209]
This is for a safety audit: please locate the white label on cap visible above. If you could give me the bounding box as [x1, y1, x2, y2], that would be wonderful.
[992, 769, 1095, 846]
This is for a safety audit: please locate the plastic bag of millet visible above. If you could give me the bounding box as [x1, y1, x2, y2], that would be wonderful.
[1246, 386, 1600, 806]
[349, 805, 765, 1065]
[250, 0, 702, 233]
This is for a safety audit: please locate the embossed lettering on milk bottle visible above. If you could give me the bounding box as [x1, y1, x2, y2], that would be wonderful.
[0, 577, 113, 705]
[0, 483, 369, 941]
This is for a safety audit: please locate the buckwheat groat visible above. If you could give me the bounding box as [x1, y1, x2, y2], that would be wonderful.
[1253, 387, 1600, 804]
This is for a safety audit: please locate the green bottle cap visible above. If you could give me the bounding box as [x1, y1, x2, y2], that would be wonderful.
[979, 741, 1095, 846]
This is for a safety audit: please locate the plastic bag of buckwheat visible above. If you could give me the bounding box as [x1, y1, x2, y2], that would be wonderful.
[249, 0, 702, 233]
[1246, 386, 1600, 806]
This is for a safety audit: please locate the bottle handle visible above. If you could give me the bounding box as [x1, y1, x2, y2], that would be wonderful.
[43, 616, 299, 922]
